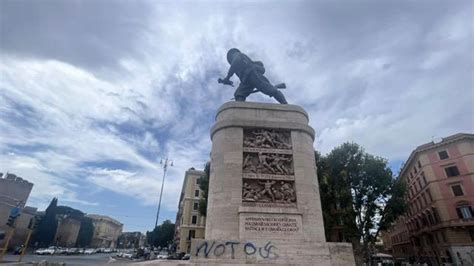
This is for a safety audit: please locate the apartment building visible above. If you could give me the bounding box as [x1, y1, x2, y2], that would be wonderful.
[386, 133, 474, 265]
[174, 168, 205, 254]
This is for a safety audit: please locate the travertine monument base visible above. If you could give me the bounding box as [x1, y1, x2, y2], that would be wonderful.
[190, 102, 355, 265]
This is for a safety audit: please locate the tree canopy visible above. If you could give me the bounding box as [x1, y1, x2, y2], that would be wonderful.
[316, 143, 407, 263]
[198, 162, 210, 216]
[56, 205, 85, 219]
[147, 219, 175, 248]
[33, 197, 58, 248]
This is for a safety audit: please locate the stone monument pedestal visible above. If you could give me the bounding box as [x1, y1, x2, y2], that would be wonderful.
[191, 102, 355, 265]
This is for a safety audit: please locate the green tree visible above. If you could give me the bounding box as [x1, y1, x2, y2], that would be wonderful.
[33, 197, 58, 247]
[147, 219, 175, 248]
[317, 143, 407, 264]
[56, 205, 85, 219]
[198, 162, 210, 216]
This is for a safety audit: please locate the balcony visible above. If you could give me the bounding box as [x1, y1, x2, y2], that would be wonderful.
[409, 218, 474, 236]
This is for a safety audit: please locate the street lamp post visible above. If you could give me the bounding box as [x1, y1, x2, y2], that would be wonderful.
[155, 157, 173, 228]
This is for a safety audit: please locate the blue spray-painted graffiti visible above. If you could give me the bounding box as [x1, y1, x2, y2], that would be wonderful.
[195, 240, 277, 259]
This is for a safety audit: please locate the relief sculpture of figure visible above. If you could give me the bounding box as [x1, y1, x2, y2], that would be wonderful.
[269, 154, 292, 175]
[257, 152, 275, 174]
[272, 187, 285, 202]
[269, 129, 292, 149]
[258, 180, 276, 202]
[280, 181, 296, 203]
[253, 130, 275, 148]
[243, 182, 260, 201]
[243, 154, 256, 173]
[243, 136, 255, 147]
[218, 48, 288, 104]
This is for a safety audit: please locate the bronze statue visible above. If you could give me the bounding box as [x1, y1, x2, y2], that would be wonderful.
[218, 48, 288, 104]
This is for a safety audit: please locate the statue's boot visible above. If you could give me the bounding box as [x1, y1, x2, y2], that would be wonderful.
[274, 90, 288, 104]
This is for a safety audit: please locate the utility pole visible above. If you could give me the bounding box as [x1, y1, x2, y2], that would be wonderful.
[155, 157, 173, 228]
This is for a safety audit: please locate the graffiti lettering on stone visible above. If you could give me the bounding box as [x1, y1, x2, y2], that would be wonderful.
[194, 240, 277, 259]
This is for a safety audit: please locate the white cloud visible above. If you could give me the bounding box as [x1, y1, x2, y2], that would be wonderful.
[0, 0, 472, 224]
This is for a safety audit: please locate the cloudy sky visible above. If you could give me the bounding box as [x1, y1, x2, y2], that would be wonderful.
[1, 0, 472, 232]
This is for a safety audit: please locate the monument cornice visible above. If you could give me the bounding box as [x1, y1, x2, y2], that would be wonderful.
[216, 101, 309, 121]
[211, 119, 315, 140]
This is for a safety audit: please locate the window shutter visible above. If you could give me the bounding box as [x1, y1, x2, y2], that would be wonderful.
[456, 208, 463, 219]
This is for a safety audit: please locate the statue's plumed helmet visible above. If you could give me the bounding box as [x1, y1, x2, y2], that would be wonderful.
[227, 48, 241, 64]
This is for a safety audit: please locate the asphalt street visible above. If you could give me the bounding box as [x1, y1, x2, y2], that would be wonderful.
[1, 253, 133, 265]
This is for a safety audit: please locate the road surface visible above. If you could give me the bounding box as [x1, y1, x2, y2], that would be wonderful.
[1, 253, 130, 265]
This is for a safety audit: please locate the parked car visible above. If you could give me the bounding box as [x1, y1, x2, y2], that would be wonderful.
[56, 248, 68, 255]
[157, 254, 168, 260]
[103, 248, 112, 253]
[166, 253, 182, 260]
[84, 248, 96, 255]
[35, 248, 55, 255]
[122, 252, 133, 259]
[66, 248, 79, 255]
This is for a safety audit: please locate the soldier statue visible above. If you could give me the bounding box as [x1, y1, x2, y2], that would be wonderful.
[218, 48, 288, 104]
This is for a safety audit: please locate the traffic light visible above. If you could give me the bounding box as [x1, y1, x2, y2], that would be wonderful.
[6, 207, 21, 227]
[28, 215, 42, 230]
[6, 215, 17, 227]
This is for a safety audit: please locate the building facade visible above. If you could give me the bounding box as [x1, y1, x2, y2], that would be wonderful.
[55, 216, 82, 247]
[86, 214, 123, 249]
[117, 232, 146, 249]
[174, 168, 206, 254]
[0, 173, 34, 248]
[386, 133, 474, 265]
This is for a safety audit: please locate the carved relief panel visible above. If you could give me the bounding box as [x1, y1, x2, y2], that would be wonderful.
[243, 128, 292, 150]
[242, 128, 296, 207]
[243, 152, 294, 175]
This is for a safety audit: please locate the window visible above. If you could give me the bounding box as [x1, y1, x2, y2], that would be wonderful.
[191, 215, 198, 224]
[456, 206, 473, 219]
[418, 160, 422, 168]
[438, 150, 449, 160]
[427, 189, 433, 202]
[422, 173, 427, 186]
[427, 212, 434, 225]
[193, 202, 199, 210]
[414, 167, 418, 174]
[441, 231, 447, 242]
[418, 179, 422, 189]
[445, 166, 460, 177]
[194, 190, 200, 197]
[188, 229, 195, 240]
[196, 178, 201, 185]
[469, 229, 474, 241]
[451, 185, 464, 197]
[432, 208, 440, 223]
